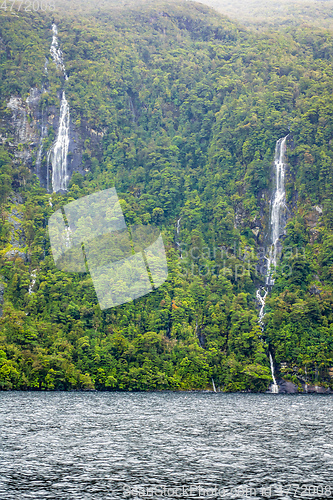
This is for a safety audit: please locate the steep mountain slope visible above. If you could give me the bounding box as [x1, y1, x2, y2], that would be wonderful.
[0, 1, 333, 391]
[203, 0, 333, 31]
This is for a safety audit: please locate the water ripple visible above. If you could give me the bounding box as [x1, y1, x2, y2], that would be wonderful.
[1, 393, 333, 499]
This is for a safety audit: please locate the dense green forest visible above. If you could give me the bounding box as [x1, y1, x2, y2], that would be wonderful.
[205, 0, 333, 31]
[1, 0, 333, 391]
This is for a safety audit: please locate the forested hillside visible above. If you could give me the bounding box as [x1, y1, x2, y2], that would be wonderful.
[1, 1, 333, 392]
[205, 0, 333, 31]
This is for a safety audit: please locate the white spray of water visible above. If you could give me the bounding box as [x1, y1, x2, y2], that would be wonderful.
[212, 378, 217, 393]
[28, 269, 37, 295]
[256, 136, 289, 394]
[65, 226, 72, 248]
[51, 92, 70, 192]
[269, 352, 279, 393]
[50, 24, 68, 80]
[256, 286, 268, 328]
[266, 136, 288, 286]
[49, 24, 70, 192]
[305, 366, 308, 393]
[46, 149, 51, 193]
[176, 218, 182, 258]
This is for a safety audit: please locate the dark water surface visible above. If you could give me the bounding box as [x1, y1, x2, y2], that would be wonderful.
[1, 392, 333, 499]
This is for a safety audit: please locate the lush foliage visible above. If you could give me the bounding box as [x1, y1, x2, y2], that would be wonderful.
[1, 1, 333, 391]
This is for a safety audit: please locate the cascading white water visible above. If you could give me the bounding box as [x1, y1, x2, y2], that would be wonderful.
[28, 270, 37, 295]
[212, 378, 217, 393]
[46, 149, 51, 193]
[256, 287, 268, 328]
[256, 135, 289, 394]
[51, 92, 70, 192]
[266, 136, 288, 286]
[65, 226, 72, 248]
[176, 218, 182, 258]
[305, 366, 308, 393]
[269, 352, 279, 393]
[49, 24, 70, 192]
[50, 24, 68, 80]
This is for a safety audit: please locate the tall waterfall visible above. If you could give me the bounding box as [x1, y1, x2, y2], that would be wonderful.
[49, 24, 70, 192]
[175, 218, 182, 258]
[266, 136, 288, 286]
[256, 135, 289, 394]
[50, 23, 68, 80]
[269, 352, 279, 394]
[46, 149, 51, 193]
[51, 92, 70, 192]
[28, 269, 37, 295]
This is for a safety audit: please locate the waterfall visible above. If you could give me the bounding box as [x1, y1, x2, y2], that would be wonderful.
[212, 378, 217, 393]
[256, 135, 289, 394]
[50, 23, 68, 80]
[305, 366, 308, 393]
[28, 270, 37, 295]
[266, 136, 288, 286]
[129, 95, 136, 123]
[256, 287, 268, 328]
[49, 24, 70, 192]
[65, 226, 72, 248]
[46, 149, 51, 193]
[175, 218, 182, 258]
[269, 352, 279, 394]
[51, 92, 70, 192]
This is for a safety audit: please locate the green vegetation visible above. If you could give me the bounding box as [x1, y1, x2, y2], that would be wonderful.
[1, 1, 333, 391]
[205, 0, 333, 31]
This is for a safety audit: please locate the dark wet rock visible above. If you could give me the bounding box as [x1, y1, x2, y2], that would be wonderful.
[4, 87, 90, 192]
[4, 249, 27, 261]
[303, 384, 332, 394]
[277, 379, 298, 393]
[309, 285, 322, 296]
[277, 378, 332, 394]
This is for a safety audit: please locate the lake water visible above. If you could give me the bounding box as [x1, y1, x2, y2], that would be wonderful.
[1, 392, 333, 499]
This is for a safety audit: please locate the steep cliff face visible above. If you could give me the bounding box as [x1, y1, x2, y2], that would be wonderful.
[3, 87, 87, 192]
[4, 195, 26, 261]
[0, 18, 106, 193]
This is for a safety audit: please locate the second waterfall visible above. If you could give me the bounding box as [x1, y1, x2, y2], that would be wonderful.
[49, 24, 70, 193]
[52, 92, 70, 192]
[256, 135, 289, 393]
